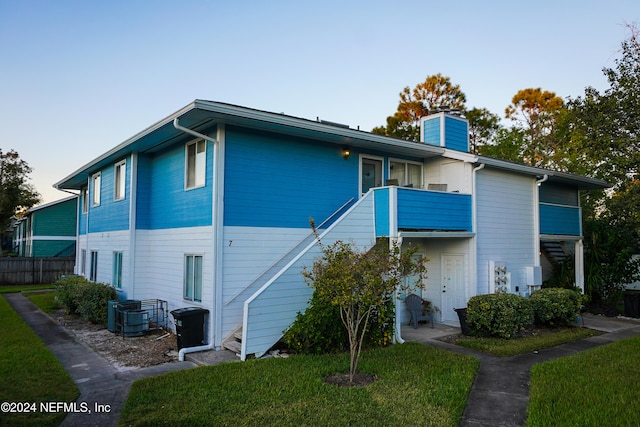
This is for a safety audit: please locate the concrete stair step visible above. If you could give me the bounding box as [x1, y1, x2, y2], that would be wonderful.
[223, 339, 242, 354]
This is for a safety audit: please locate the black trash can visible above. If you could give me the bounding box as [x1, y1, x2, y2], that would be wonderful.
[170, 307, 209, 350]
[455, 307, 472, 335]
[623, 291, 640, 318]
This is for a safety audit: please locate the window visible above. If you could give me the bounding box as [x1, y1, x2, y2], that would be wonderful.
[389, 160, 423, 188]
[186, 140, 206, 189]
[184, 255, 203, 302]
[113, 252, 123, 288]
[81, 188, 88, 213]
[80, 249, 86, 275]
[90, 250, 98, 281]
[114, 160, 126, 201]
[92, 173, 101, 206]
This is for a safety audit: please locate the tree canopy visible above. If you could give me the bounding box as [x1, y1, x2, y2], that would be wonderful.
[372, 73, 466, 141]
[0, 149, 41, 233]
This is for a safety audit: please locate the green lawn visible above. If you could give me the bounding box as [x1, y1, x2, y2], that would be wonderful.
[0, 292, 79, 426]
[455, 326, 600, 357]
[528, 334, 640, 426]
[120, 342, 479, 427]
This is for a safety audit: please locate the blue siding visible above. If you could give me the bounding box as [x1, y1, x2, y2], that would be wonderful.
[444, 117, 469, 152]
[396, 188, 472, 231]
[87, 162, 130, 233]
[374, 188, 390, 236]
[224, 128, 358, 228]
[423, 117, 441, 146]
[137, 142, 213, 229]
[540, 203, 581, 236]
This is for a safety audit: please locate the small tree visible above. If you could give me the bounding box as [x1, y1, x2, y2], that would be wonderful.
[303, 237, 427, 383]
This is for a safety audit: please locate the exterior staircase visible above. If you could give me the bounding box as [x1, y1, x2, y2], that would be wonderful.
[541, 241, 570, 265]
[222, 325, 243, 356]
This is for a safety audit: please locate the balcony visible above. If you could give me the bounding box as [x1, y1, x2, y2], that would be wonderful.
[373, 187, 472, 236]
[539, 203, 582, 236]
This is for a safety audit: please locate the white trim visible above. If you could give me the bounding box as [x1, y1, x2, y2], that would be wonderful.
[128, 152, 138, 297]
[114, 159, 126, 201]
[213, 124, 226, 349]
[91, 172, 101, 206]
[29, 236, 76, 241]
[184, 139, 206, 190]
[388, 157, 424, 188]
[359, 154, 384, 197]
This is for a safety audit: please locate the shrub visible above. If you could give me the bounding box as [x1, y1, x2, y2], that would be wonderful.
[282, 289, 395, 355]
[55, 276, 116, 326]
[282, 290, 347, 354]
[466, 293, 533, 339]
[529, 288, 582, 326]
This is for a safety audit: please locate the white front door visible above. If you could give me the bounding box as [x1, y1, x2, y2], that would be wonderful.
[440, 254, 467, 324]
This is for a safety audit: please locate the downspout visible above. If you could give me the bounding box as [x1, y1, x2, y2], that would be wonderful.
[173, 118, 223, 354]
[389, 187, 405, 344]
[534, 174, 548, 269]
[471, 163, 484, 297]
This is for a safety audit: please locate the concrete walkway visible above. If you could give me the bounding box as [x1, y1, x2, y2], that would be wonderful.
[404, 314, 640, 426]
[3, 293, 205, 427]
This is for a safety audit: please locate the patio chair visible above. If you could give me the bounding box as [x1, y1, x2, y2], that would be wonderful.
[405, 294, 434, 329]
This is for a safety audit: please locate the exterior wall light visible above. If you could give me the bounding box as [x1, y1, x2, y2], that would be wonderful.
[342, 147, 351, 160]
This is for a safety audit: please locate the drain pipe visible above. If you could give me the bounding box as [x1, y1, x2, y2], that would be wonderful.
[179, 343, 214, 362]
[173, 117, 219, 360]
[173, 118, 219, 144]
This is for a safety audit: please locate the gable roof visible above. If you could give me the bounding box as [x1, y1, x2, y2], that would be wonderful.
[54, 100, 609, 191]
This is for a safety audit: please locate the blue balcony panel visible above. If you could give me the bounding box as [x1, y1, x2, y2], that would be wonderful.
[540, 203, 581, 236]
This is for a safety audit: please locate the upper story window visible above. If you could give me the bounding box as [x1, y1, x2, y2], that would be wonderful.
[389, 160, 423, 188]
[114, 160, 126, 201]
[186, 140, 206, 189]
[92, 172, 101, 206]
[81, 187, 88, 213]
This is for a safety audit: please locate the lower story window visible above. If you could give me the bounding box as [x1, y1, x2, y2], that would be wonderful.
[90, 251, 98, 281]
[80, 249, 86, 275]
[184, 255, 203, 302]
[113, 252, 123, 289]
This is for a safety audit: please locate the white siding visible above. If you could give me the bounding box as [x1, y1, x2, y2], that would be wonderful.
[220, 226, 309, 339]
[133, 227, 214, 331]
[77, 231, 130, 287]
[242, 192, 377, 358]
[475, 169, 536, 295]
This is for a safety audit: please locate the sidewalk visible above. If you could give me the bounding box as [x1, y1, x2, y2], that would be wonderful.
[3, 293, 201, 427]
[408, 314, 640, 427]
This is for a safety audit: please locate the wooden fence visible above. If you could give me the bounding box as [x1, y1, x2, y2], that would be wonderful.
[0, 257, 75, 285]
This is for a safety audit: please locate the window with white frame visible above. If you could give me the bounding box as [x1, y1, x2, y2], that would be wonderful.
[114, 160, 126, 201]
[92, 173, 101, 206]
[389, 160, 423, 188]
[113, 252, 123, 288]
[90, 250, 98, 281]
[81, 188, 88, 213]
[186, 140, 206, 189]
[184, 254, 203, 302]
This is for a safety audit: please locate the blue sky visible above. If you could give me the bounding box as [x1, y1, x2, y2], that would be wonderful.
[1, 0, 638, 204]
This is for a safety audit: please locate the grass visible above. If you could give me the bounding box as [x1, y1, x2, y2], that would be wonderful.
[120, 342, 479, 427]
[0, 284, 56, 294]
[454, 326, 601, 357]
[0, 292, 79, 426]
[25, 290, 60, 313]
[528, 335, 640, 426]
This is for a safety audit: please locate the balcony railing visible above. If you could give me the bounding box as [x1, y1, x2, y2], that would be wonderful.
[539, 203, 582, 236]
[373, 187, 472, 236]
